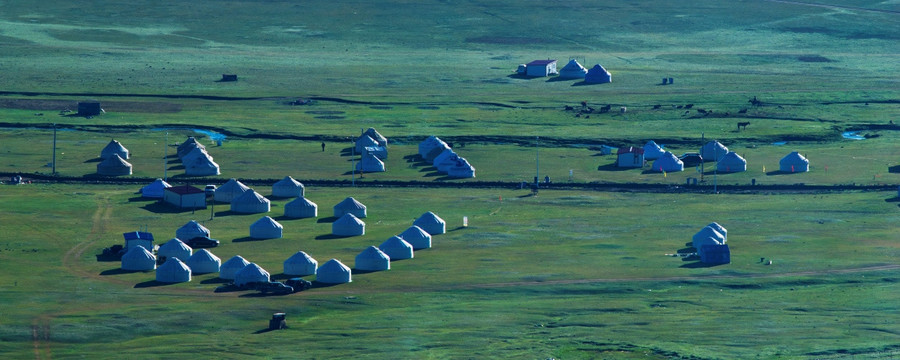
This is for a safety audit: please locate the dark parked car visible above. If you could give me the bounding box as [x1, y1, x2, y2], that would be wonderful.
[185, 236, 220, 248]
[679, 153, 703, 167]
[253, 281, 294, 295]
[285, 278, 313, 292]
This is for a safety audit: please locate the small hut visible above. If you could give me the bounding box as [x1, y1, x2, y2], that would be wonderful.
[156, 258, 192, 283]
[157, 238, 193, 262]
[140, 178, 171, 199]
[215, 178, 250, 203]
[249, 216, 283, 239]
[584, 64, 612, 84]
[284, 196, 318, 219]
[97, 154, 132, 176]
[414, 212, 446, 235]
[163, 185, 206, 209]
[176, 220, 210, 243]
[355, 246, 390, 271]
[316, 259, 351, 284]
[78, 100, 102, 116]
[234, 263, 270, 286]
[283, 251, 318, 276]
[701, 141, 729, 162]
[333, 197, 367, 218]
[219, 255, 250, 280]
[780, 152, 810, 173]
[100, 139, 129, 160]
[558, 59, 588, 79]
[272, 176, 305, 198]
[379, 236, 414, 260]
[186, 249, 221, 274]
[121, 245, 156, 271]
[399, 226, 432, 250]
[230, 189, 270, 214]
[332, 213, 365, 237]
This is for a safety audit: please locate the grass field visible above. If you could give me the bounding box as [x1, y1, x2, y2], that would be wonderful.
[0, 0, 898, 358]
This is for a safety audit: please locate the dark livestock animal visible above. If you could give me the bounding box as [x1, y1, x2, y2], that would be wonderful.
[737, 121, 750, 131]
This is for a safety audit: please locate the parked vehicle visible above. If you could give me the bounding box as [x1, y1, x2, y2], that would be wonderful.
[252, 281, 294, 295]
[184, 236, 220, 248]
[284, 278, 313, 292]
[204, 185, 217, 196]
[679, 153, 704, 167]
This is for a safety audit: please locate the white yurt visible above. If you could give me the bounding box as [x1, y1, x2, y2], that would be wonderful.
[356, 153, 386, 172]
[558, 59, 588, 79]
[447, 158, 476, 178]
[399, 225, 432, 250]
[272, 176, 305, 198]
[234, 263, 270, 286]
[181, 147, 211, 165]
[717, 152, 747, 173]
[316, 259, 351, 284]
[701, 141, 729, 162]
[186, 249, 221, 274]
[695, 236, 723, 256]
[584, 64, 612, 84]
[140, 178, 171, 199]
[176, 220, 210, 242]
[707, 222, 727, 241]
[364, 146, 387, 159]
[284, 197, 318, 219]
[436, 153, 462, 173]
[101, 139, 130, 160]
[333, 197, 367, 218]
[355, 135, 378, 153]
[780, 152, 809, 172]
[121, 245, 156, 271]
[215, 178, 250, 203]
[379, 236, 414, 260]
[97, 154, 132, 176]
[250, 216, 283, 239]
[231, 189, 270, 214]
[420, 137, 449, 161]
[652, 151, 684, 172]
[156, 258, 192, 283]
[363, 128, 388, 147]
[219, 255, 250, 280]
[642, 141, 665, 161]
[157, 238, 193, 261]
[414, 211, 446, 235]
[332, 213, 365, 236]
[184, 155, 220, 176]
[355, 246, 390, 271]
[432, 148, 456, 168]
[283, 251, 318, 276]
[177, 137, 204, 158]
[693, 226, 726, 249]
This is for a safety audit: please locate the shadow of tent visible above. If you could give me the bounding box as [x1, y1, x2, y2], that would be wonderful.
[545, 76, 570, 83]
[311, 281, 343, 289]
[424, 171, 443, 177]
[888, 165, 900, 173]
[766, 170, 795, 176]
[597, 163, 637, 172]
[200, 277, 230, 284]
[677, 247, 695, 254]
[95, 254, 121, 262]
[239, 292, 291, 298]
[100, 268, 142, 276]
[640, 169, 665, 175]
[253, 328, 279, 334]
[518, 193, 537, 198]
[506, 73, 532, 80]
[884, 197, 900, 203]
[351, 269, 384, 275]
[419, 166, 438, 173]
[570, 81, 595, 86]
[134, 280, 179, 288]
[340, 147, 354, 156]
[214, 210, 238, 217]
[127, 196, 155, 203]
[316, 216, 338, 223]
[434, 175, 464, 181]
[167, 159, 181, 164]
[83, 157, 102, 163]
[233, 236, 266, 243]
[270, 273, 298, 281]
[447, 226, 466, 232]
[314, 234, 355, 240]
[141, 202, 202, 214]
[679, 261, 725, 268]
[168, 165, 185, 170]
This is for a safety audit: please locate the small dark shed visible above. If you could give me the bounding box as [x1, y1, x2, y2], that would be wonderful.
[221, 74, 238, 82]
[700, 244, 731, 265]
[78, 100, 102, 116]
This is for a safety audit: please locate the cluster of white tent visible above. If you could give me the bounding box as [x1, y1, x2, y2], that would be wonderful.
[214, 178, 271, 214]
[177, 136, 220, 176]
[690, 222, 731, 264]
[120, 235, 222, 283]
[333, 197, 366, 236]
[418, 136, 475, 178]
[355, 128, 388, 173]
[557, 59, 612, 84]
[618, 140, 810, 175]
[97, 139, 133, 176]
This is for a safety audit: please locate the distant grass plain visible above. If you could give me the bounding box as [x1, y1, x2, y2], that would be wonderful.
[0, 0, 898, 358]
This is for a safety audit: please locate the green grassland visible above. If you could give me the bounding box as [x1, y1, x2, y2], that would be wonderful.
[0, 0, 899, 358]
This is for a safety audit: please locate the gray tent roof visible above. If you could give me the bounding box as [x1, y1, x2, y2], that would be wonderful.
[399, 225, 432, 250]
[157, 238, 193, 261]
[121, 245, 156, 271]
[379, 236, 414, 260]
[284, 251, 318, 276]
[316, 259, 352, 284]
[414, 211, 446, 235]
[234, 263, 270, 286]
[219, 255, 250, 280]
[176, 220, 210, 241]
[334, 197, 367, 218]
[97, 154, 133, 176]
[272, 176, 305, 198]
[284, 197, 318, 219]
[101, 139, 129, 159]
[156, 258, 191, 283]
[355, 246, 390, 271]
[186, 249, 221, 274]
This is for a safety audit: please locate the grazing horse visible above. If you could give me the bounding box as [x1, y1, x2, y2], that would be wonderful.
[737, 121, 750, 131]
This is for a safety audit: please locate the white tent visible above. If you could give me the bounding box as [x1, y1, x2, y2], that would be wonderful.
[707, 222, 727, 242]
[176, 220, 210, 242]
[219, 255, 250, 280]
[101, 139, 129, 160]
[399, 225, 432, 250]
[355, 135, 379, 153]
[363, 128, 388, 147]
[693, 226, 726, 249]
[780, 152, 809, 172]
[97, 154, 132, 176]
[157, 238, 193, 261]
[356, 153, 386, 172]
[695, 237, 724, 256]
[332, 213, 365, 236]
[272, 176, 305, 198]
[432, 148, 456, 167]
[231, 189, 270, 214]
[355, 246, 390, 271]
[140, 178, 171, 199]
[156, 258, 192, 283]
[234, 263, 270, 286]
[701, 141, 729, 162]
[379, 236, 414, 260]
[283, 251, 318, 276]
[186, 249, 221, 274]
[181, 147, 211, 165]
[447, 158, 476, 178]
[584, 64, 612, 84]
[420, 137, 450, 161]
[436, 153, 462, 173]
[364, 146, 387, 159]
[414, 211, 446, 235]
[333, 197, 367, 218]
[250, 216, 283, 239]
[316, 259, 351, 284]
[643, 141, 665, 161]
[177, 137, 204, 158]
[284, 197, 318, 219]
[184, 155, 220, 176]
[121, 245, 156, 271]
[717, 152, 747, 173]
[215, 178, 250, 203]
[652, 151, 684, 172]
[558, 59, 588, 79]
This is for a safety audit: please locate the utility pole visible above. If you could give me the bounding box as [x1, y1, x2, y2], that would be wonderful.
[351, 139, 356, 187]
[535, 136, 540, 187]
[163, 132, 168, 181]
[700, 132, 704, 182]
